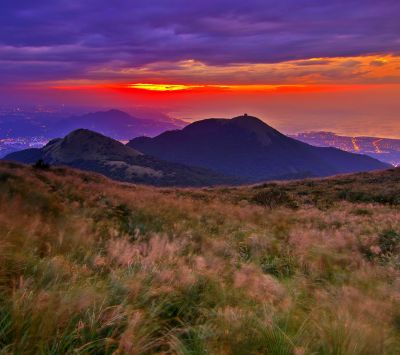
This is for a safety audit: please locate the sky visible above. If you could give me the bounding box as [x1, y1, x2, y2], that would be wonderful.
[1, 0, 400, 136]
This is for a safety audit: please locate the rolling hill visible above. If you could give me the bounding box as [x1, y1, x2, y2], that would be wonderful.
[3, 129, 238, 187]
[128, 115, 390, 182]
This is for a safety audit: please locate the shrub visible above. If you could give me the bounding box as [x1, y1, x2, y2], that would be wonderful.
[0, 172, 13, 183]
[352, 208, 373, 216]
[260, 254, 297, 278]
[378, 229, 400, 255]
[360, 229, 400, 262]
[252, 187, 298, 209]
[33, 159, 50, 170]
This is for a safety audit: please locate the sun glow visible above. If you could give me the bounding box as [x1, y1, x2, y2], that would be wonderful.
[128, 83, 205, 91]
[126, 83, 307, 92]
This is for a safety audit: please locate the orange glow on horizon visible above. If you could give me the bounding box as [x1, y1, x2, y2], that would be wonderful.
[50, 82, 387, 95]
[128, 83, 205, 91]
[14, 80, 400, 139]
[51, 83, 307, 93]
[126, 83, 309, 92]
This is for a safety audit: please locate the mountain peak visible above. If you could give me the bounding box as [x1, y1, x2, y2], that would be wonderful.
[229, 114, 283, 145]
[62, 128, 127, 147]
[85, 109, 131, 119]
[183, 114, 274, 133]
[65, 128, 106, 139]
[67, 128, 91, 135]
[42, 128, 142, 163]
[231, 114, 273, 127]
[103, 109, 130, 116]
[232, 113, 257, 120]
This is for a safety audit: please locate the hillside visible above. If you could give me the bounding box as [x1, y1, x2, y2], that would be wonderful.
[0, 162, 400, 353]
[129, 115, 389, 182]
[3, 129, 239, 187]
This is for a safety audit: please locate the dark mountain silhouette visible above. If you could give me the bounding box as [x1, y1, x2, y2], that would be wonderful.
[128, 114, 390, 182]
[3, 129, 238, 187]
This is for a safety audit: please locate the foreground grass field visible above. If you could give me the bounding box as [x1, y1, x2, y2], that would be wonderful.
[1, 162, 400, 354]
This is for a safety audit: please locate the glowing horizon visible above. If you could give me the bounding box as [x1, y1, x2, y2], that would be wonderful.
[127, 83, 205, 91]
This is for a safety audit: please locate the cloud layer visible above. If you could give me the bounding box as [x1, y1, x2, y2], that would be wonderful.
[1, 0, 400, 84]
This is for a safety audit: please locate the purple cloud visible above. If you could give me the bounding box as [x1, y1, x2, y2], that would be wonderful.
[1, 0, 400, 83]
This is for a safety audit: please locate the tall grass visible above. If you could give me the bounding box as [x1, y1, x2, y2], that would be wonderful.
[0, 162, 400, 354]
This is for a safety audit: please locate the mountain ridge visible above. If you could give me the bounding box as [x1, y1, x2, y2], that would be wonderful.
[51, 109, 186, 140]
[128, 114, 390, 182]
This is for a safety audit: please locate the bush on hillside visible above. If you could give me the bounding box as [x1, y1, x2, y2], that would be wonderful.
[252, 187, 298, 209]
[33, 159, 50, 170]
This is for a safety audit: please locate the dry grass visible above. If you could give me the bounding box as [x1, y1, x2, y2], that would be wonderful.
[0, 162, 400, 354]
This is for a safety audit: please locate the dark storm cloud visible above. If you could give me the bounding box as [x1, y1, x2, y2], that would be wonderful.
[1, 0, 400, 83]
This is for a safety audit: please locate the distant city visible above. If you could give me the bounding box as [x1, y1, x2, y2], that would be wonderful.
[292, 132, 400, 167]
[0, 136, 49, 158]
[0, 105, 71, 157]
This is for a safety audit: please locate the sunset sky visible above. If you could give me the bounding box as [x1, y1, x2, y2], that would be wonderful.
[1, 0, 400, 136]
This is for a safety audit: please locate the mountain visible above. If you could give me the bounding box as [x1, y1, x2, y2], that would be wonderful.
[0, 109, 186, 141]
[3, 129, 238, 187]
[51, 109, 186, 140]
[291, 131, 400, 167]
[128, 114, 390, 182]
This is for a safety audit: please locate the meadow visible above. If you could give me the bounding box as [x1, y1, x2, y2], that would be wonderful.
[0, 161, 400, 354]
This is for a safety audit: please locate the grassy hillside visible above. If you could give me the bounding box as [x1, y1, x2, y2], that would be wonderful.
[0, 162, 400, 354]
[4, 129, 240, 187]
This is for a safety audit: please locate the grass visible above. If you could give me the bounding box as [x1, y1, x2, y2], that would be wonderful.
[0, 161, 400, 354]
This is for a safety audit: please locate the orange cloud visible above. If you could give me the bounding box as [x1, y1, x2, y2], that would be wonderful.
[84, 54, 400, 86]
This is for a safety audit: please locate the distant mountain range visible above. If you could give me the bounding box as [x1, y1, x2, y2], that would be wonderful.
[128, 115, 390, 182]
[50, 109, 185, 140]
[291, 132, 400, 167]
[0, 109, 185, 141]
[4, 129, 238, 187]
[4, 115, 390, 186]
